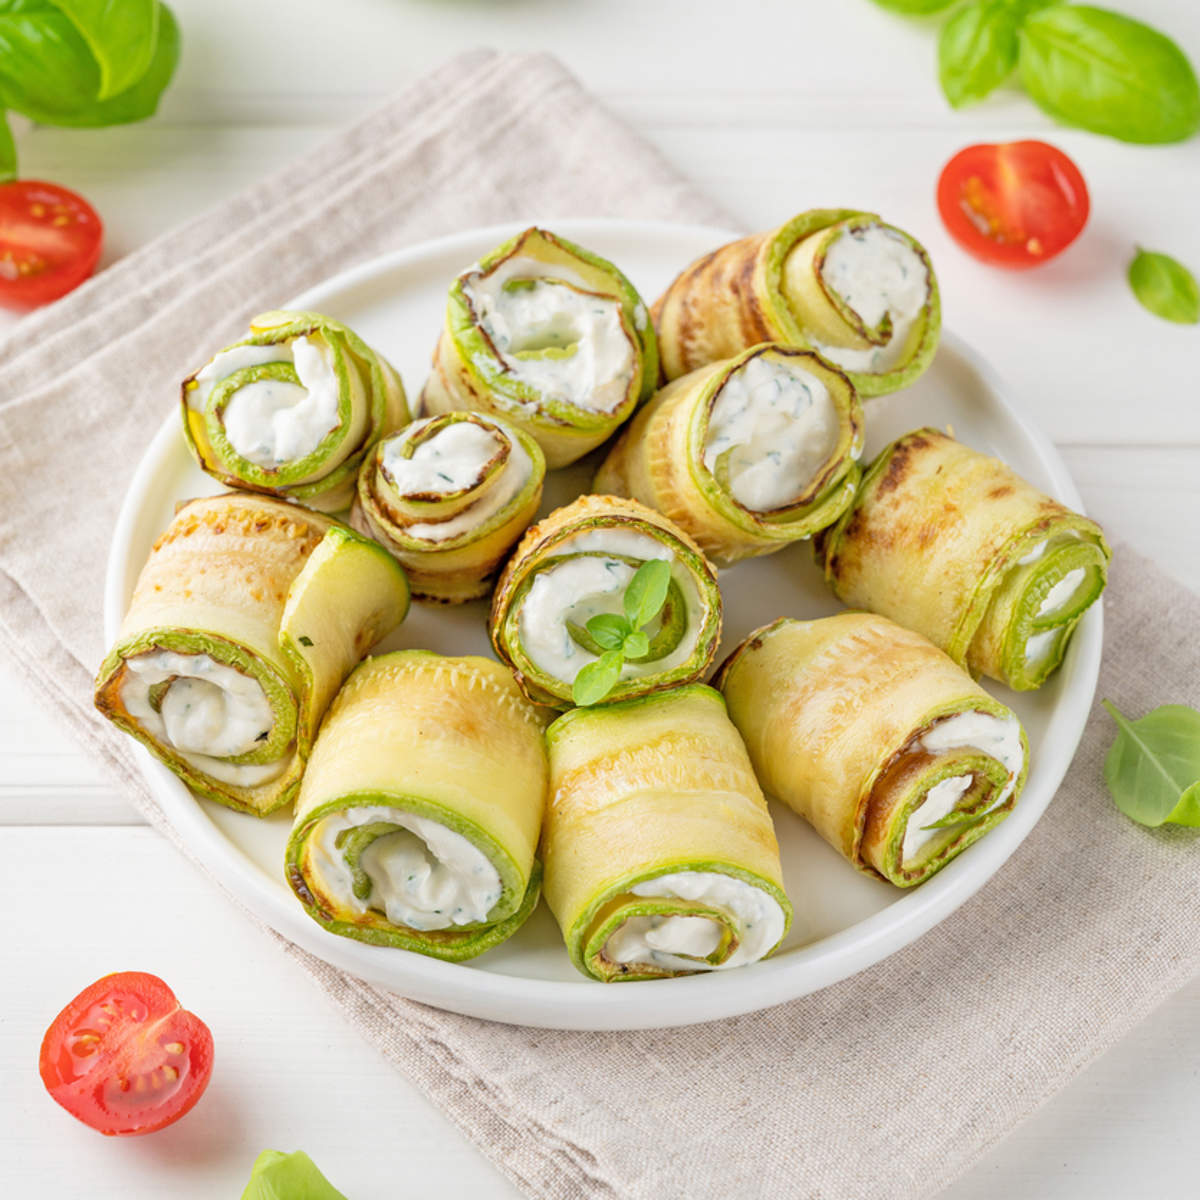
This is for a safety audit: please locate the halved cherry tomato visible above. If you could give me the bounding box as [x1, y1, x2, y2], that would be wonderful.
[937, 141, 1089, 269]
[39, 971, 213, 1136]
[0, 180, 103, 308]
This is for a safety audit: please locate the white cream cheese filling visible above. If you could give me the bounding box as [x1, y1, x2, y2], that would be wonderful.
[809, 223, 930, 375]
[516, 530, 703, 684]
[702, 353, 842, 511]
[463, 255, 636, 414]
[903, 709, 1025, 865]
[902, 774, 973, 862]
[380, 416, 534, 543]
[1024, 628, 1062, 666]
[1037, 567, 1086, 618]
[120, 650, 285, 787]
[308, 804, 502, 931]
[191, 336, 342, 467]
[604, 871, 786, 972]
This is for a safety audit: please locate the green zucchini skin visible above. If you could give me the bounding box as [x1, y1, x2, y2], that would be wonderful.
[817, 427, 1110, 690]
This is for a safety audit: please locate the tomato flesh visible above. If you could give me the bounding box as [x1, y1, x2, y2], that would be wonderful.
[937, 141, 1089, 269]
[0, 180, 103, 308]
[39, 971, 213, 1136]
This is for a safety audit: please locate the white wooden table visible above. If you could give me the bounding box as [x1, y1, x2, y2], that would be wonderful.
[2, 2, 1198, 1196]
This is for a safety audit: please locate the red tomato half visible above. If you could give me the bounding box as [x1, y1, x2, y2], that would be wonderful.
[39, 971, 213, 1136]
[0, 180, 103, 307]
[937, 141, 1089, 269]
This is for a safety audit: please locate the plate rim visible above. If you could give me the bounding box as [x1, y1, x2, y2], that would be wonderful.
[104, 216, 1101, 1031]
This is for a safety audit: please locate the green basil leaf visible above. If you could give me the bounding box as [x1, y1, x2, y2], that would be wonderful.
[571, 650, 624, 708]
[1166, 780, 1200, 828]
[0, 0, 101, 119]
[0, 109, 14, 181]
[1018, 5, 1200, 144]
[48, 0, 156, 99]
[584, 612, 630, 651]
[869, 0, 959, 13]
[621, 629, 650, 659]
[1102, 700, 1200, 827]
[3, 0, 178, 127]
[1127, 247, 1200, 325]
[623, 559, 671, 630]
[241, 1149, 349, 1200]
[939, 1, 1022, 108]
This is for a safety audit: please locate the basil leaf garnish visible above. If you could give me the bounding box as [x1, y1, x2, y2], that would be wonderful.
[1102, 701, 1200, 828]
[584, 612, 630, 651]
[1018, 6, 1200, 144]
[572, 650, 625, 708]
[1128, 248, 1200, 325]
[623, 559, 671, 630]
[939, 0, 1022, 109]
[869, 0, 958, 12]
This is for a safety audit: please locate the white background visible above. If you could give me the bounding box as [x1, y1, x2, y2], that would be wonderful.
[2, 1, 1198, 1196]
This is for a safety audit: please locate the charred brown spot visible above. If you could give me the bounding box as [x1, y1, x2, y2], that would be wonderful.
[287, 862, 330, 921]
[987, 484, 1014, 499]
[915, 522, 942, 549]
[874, 435, 930, 498]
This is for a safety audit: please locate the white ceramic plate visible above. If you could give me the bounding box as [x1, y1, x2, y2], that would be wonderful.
[106, 218, 1101, 1031]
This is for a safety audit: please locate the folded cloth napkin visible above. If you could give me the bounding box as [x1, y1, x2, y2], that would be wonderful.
[1, 47, 1196, 1200]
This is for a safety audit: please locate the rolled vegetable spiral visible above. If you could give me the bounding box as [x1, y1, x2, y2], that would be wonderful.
[182, 310, 409, 511]
[489, 494, 722, 709]
[286, 652, 546, 960]
[94, 494, 410, 815]
[351, 411, 545, 603]
[718, 613, 1028, 887]
[421, 227, 658, 468]
[595, 343, 864, 563]
[543, 685, 792, 981]
[653, 209, 940, 397]
[817, 428, 1110, 691]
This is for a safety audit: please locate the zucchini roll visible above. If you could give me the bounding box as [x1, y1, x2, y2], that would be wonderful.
[94, 494, 410, 815]
[817, 428, 1110, 690]
[420, 227, 658, 468]
[350, 412, 545, 603]
[717, 614, 1028, 887]
[183, 310, 409, 511]
[286, 652, 546, 960]
[654, 209, 940, 396]
[543, 685, 791, 981]
[489, 495, 722, 709]
[595, 344, 864, 563]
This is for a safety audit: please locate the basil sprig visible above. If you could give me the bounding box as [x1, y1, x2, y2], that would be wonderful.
[1127, 248, 1200, 325]
[0, 1, 181, 181]
[241, 1148, 348, 1200]
[1102, 701, 1200, 828]
[873, 0, 958, 12]
[874, 1, 1200, 144]
[571, 560, 672, 708]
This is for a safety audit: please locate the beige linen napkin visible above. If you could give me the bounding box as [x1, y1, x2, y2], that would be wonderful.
[1, 48, 1196, 1200]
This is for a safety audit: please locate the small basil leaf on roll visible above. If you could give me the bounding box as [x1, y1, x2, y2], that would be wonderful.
[490, 494, 722, 711]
